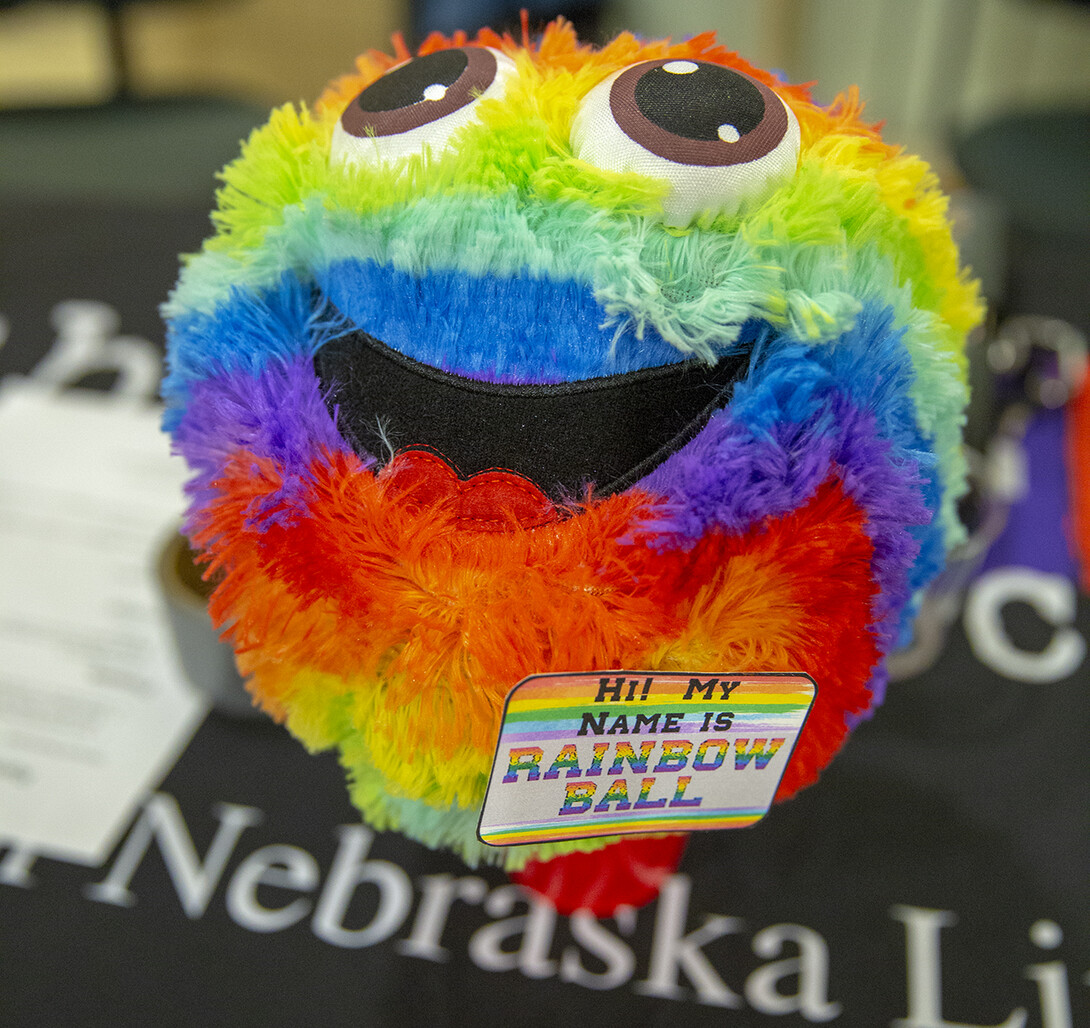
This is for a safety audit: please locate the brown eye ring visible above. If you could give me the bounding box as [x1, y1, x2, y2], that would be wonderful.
[340, 46, 500, 140]
[570, 57, 800, 225]
[608, 59, 789, 168]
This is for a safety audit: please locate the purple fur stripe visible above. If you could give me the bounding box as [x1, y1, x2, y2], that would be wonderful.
[172, 356, 367, 532]
[638, 391, 929, 660]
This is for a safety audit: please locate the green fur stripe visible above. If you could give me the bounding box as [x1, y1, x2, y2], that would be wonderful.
[339, 732, 618, 871]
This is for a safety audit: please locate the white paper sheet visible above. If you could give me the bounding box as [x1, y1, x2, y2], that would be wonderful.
[0, 380, 208, 865]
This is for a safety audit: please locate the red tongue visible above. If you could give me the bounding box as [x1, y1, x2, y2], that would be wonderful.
[511, 834, 689, 916]
[378, 449, 559, 530]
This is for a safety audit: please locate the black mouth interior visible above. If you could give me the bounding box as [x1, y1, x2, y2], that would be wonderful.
[315, 320, 753, 500]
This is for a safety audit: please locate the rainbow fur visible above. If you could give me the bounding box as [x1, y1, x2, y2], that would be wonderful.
[163, 22, 982, 870]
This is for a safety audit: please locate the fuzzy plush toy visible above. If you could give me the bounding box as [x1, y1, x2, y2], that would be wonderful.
[163, 20, 981, 914]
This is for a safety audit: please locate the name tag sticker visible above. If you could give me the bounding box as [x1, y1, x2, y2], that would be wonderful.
[478, 671, 816, 847]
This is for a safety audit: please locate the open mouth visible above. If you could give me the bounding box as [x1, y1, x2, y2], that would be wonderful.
[314, 310, 756, 500]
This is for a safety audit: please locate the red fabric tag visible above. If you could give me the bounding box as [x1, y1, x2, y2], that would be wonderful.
[379, 448, 559, 530]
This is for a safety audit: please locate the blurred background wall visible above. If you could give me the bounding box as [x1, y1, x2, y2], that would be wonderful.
[3, 0, 1089, 145]
[0, 0, 406, 106]
[1, 0, 1087, 319]
[614, 0, 1090, 171]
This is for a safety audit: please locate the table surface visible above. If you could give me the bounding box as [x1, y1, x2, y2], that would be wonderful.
[1, 195, 1087, 1028]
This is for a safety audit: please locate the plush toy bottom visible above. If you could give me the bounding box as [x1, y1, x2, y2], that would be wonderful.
[510, 834, 688, 916]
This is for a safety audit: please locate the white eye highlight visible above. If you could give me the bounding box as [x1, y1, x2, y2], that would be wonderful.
[332, 46, 517, 168]
[571, 58, 801, 226]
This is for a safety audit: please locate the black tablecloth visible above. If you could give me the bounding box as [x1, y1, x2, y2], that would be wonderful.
[1, 199, 1087, 1027]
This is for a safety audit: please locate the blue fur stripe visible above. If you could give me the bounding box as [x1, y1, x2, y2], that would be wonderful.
[162, 273, 335, 430]
[316, 258, 692, 381]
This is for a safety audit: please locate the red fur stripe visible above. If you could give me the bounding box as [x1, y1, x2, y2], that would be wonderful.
[191, 449, 878, 797]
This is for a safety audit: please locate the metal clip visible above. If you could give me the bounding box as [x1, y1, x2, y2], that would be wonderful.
[986, 314, 1087, 410]
[888, 315, 1088, 681]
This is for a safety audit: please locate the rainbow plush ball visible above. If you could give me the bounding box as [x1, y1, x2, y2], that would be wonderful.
[163, 21, 981, 908]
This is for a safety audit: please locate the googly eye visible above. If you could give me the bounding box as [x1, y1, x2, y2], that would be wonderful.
[571, 59, 800, 225]
[332, 46, 517, 168]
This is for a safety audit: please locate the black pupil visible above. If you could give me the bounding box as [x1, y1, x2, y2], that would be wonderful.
[355, 49, 469, 113]
[634, 64, 764, 141]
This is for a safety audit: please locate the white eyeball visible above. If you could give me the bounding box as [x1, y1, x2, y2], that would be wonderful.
[571, 59, 801, 226]
[332, 46, 518, 168]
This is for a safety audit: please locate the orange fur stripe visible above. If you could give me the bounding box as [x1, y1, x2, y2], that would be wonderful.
[193, 448, 878, 799]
